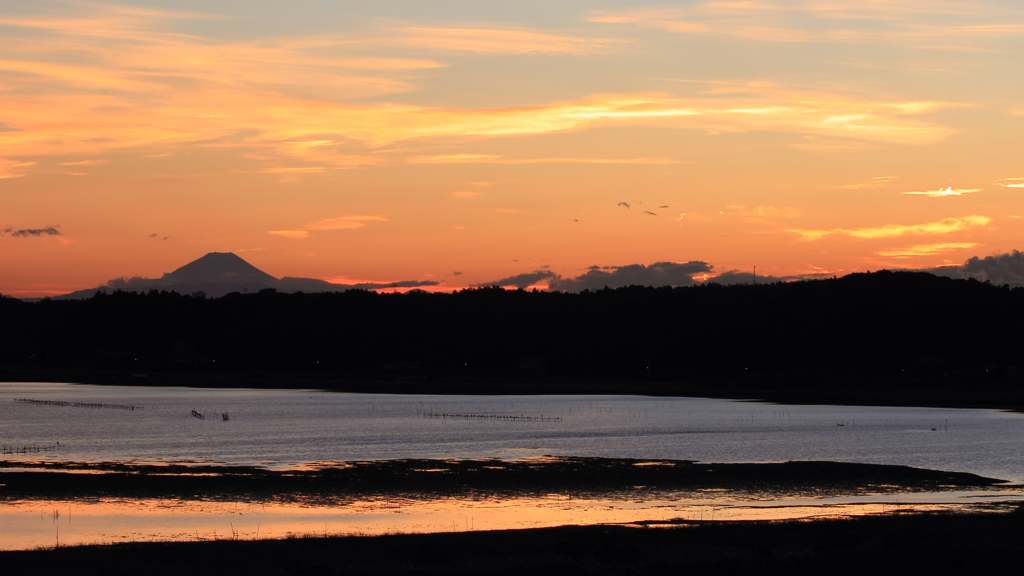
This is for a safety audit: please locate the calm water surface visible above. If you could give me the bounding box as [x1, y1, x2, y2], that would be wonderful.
[3, 382, 1023, 483]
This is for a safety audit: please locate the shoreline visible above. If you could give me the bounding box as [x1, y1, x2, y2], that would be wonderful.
[4, 370, 1024, 412]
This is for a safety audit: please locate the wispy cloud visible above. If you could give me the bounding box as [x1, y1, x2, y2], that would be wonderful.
[725, 204, 801, 219]
[787, 215, 991, 241]
[58, 159, 108, 166]
[877, 242, 979, 257]
[408, 154, 678, 164]
[0, 3, 974, 183]
[902, 186, 981, 197]
[268, 215, 387, 239]
[0, 5, 440, 161]
[258, 166, 328, 174]
[265, 230, 312, 239]
[789, 137, 877, 153]
[385, 27, 624, 54]
[408, 154, 500, 164]
[589, 1, 1024, 47]
[0, 2, 963, 174]
[271, 90, 957, 146]
[756, 206, 800, 218]
[0, 28, 436, 100]
[348, 88, 954, 149]
[0, 159, 36, 179]
[994, 177, 1024, 188]
[834, 175, 895, 189]
[301, 216, 387, 231]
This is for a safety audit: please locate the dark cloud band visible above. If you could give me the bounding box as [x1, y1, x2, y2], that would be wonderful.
[473, 270, 557, 289]
[476, 261, 714, 292]
[926, 251, 1024, 287]
[5, 226, 62, 237]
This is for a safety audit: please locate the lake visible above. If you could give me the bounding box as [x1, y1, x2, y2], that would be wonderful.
[2, 382, 1023, 482]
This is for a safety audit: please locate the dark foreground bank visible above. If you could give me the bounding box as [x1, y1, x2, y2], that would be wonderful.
[4, 509, 1024, 575]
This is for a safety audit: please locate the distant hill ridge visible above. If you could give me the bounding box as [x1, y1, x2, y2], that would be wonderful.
[55, 252, 437, 299]
[6, 268, 1022, 386]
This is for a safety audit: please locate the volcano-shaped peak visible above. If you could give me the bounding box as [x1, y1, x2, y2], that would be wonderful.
[163, 252, 278, 285]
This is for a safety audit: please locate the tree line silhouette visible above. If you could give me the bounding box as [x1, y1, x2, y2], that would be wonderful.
[2, 270, 1022, 391]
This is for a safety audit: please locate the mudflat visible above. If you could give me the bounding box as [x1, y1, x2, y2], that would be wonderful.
[0, 457, 1012, 501]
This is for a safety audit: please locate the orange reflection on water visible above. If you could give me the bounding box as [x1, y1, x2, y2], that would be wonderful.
[2, 490, 1022, 551]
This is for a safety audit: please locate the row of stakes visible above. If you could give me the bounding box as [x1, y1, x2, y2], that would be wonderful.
[423, 412, 562, 422]
[14, 398, 143, 411]
[1, 442, 61, 454]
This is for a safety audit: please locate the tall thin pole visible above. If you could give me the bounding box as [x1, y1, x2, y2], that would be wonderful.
[753, 265, 756, 285]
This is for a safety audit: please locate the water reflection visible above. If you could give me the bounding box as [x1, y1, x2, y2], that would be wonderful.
[4, 490, 1022, 551]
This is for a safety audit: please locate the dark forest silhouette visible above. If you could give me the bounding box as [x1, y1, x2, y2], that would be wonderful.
[3, 270, 1023, 397]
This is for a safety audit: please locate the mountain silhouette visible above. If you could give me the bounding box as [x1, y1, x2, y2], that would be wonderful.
[54, 252, 439, 299]
[160, 252, 277, 285]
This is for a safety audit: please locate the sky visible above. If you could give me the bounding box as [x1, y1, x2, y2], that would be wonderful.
[2, 0, 1023, 297]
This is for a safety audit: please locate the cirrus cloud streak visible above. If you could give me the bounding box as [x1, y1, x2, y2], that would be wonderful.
[589, 1, 1024, 47]
[902, 186, 981, 197]
[268, 215, 387, 239]
[408, 154, 679, 164]
[0, 159, 37, 179]
[384, 27, 625, 54]
[787, 215, 992, 241]
[877, 242, 979, 258]
[994, 178, 1024, 188]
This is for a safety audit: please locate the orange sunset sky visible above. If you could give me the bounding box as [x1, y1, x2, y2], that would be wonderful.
[2, 0, 1023, 297]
